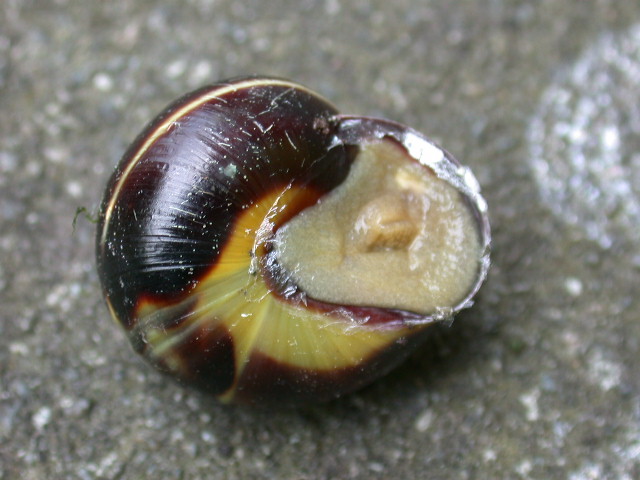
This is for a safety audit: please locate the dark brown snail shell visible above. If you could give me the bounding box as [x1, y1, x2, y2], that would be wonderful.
[96, 76, 490, 406]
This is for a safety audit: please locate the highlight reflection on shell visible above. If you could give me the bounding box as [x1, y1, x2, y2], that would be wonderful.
[96, 76, 490, 405]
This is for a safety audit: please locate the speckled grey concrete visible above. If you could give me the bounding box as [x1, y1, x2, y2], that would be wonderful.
[2, 1, 639, 479]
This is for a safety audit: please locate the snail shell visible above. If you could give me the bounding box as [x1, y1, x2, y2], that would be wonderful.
[96, 76, 490, 405]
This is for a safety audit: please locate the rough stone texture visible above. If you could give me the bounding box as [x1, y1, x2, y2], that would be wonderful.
[1, 1, 639, 479]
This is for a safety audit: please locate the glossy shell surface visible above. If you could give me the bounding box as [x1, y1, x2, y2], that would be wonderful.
[96, 76, 490, 405]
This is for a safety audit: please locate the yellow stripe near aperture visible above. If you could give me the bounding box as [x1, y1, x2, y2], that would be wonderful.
[134, 187, 415, 379]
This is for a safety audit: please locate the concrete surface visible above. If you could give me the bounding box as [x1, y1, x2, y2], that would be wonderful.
[1, 1, 639, 479]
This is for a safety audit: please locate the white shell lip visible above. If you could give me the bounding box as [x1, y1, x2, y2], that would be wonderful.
[333, 115, 492, 324]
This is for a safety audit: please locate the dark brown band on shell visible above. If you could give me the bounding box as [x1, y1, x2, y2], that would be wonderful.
[97, 78, 353, 328]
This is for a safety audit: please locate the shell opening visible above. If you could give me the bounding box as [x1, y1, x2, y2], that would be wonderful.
[273, 139, 483, 316]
